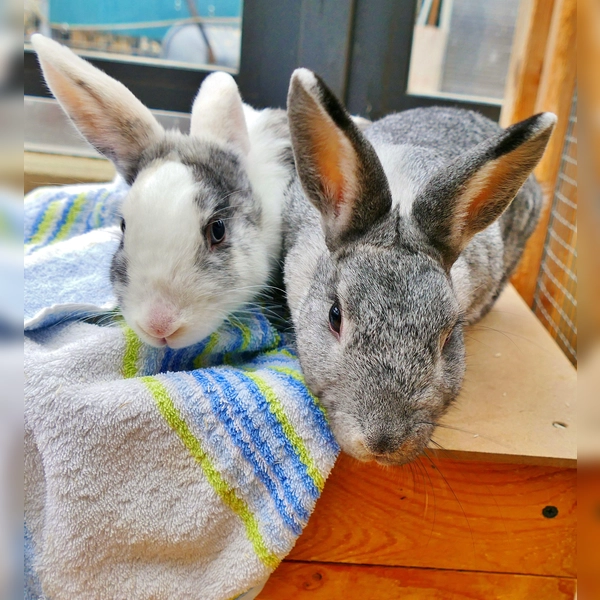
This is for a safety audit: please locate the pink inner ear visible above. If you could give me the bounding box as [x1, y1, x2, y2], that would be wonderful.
[310, 121, 358, 216]
[314, 135, 346, 206]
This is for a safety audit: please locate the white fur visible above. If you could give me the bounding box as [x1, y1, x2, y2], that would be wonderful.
[242, 106, 290, 270]
[120, 162, 205, 344]
[535, 112, 558, 132]
[190, 71, 250, 156]
[376, 145, 421, 217]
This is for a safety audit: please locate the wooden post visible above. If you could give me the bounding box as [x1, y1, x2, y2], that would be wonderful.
[508, 0, 577, 306]
[500, 0, 556, 129]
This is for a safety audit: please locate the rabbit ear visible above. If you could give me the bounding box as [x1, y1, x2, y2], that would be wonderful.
[413, 112, 557, 268]
[31, 34, 164, 183]
[287, 69, 392, 251]
[190, 72, 250, 156]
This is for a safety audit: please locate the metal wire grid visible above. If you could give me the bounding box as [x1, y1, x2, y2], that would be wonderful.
[533, 92, 578, 364]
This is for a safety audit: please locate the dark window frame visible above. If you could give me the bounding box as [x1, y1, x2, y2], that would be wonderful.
[24, 0, 501, 121]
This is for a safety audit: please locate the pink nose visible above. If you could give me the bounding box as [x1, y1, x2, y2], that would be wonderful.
[141, 307, 181, 339]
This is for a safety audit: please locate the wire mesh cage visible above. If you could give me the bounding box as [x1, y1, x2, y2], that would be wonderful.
[532, 92, 577, 365]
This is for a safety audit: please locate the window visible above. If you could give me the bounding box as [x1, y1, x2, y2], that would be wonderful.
[24, 0, 243, 72]
[407, 0, 520, 103]
[24, 0, 504, 158]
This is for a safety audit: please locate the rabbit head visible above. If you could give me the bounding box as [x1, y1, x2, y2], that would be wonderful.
[285, 69, 555, 465]
[32, 35, 285, 349]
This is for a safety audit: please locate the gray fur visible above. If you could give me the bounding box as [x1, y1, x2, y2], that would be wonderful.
[283, 71, 554, 465]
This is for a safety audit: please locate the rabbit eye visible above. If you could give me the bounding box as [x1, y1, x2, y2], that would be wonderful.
[120, 218, 126, 233]
[207, 219, 226, 247]
[329, 301, 342, 337]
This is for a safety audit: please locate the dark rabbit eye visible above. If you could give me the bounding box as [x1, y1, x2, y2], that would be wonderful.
[120, 218, 126, 233]
[207, 219, 226, 247]
[329, 301, 342, 336]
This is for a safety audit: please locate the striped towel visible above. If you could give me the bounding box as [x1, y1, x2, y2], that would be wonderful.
[24, 181, 339, 600]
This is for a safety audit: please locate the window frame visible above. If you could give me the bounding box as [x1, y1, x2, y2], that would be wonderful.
[24, 0, 501, 121]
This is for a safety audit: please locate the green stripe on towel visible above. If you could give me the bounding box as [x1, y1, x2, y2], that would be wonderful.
[193, 331, 219, 369]
[54, 192, 87, 242]
[232, 318, 253, 351]
[26, 200, 61, 247]
[142, 376, 280, 570]
[266, 365, 328, 418]
[122, 326, 143, 379]
[243, 371, 325, 492]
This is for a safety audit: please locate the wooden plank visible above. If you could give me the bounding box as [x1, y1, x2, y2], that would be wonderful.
[259, 561, 577, 599]
[510, 0, 577, 305]
[436, 285, 576, 467]
[289, 454, 576, 577]
[579, 464, 600, 598]
[578, 0, 600, 350]
[24, 152, 116, 194]
[500, 0, 555, 128]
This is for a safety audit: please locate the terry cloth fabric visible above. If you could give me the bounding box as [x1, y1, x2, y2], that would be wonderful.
[24, 180, 340, 600]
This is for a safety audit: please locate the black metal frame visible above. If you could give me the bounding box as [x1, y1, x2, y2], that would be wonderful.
[24, 0, 500, 120]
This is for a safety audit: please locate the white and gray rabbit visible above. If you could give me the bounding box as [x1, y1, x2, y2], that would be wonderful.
[32, 34, 294, 348]
[283, 69, 556, 465]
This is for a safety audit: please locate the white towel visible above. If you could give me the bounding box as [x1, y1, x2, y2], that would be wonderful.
[24, 181, 339, 600]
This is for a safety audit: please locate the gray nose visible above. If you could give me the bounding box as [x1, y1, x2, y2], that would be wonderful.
[366, 432, 401, 455]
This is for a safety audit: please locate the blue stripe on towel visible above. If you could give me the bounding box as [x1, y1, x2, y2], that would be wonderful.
[263, 367, 338, 453]
[218, 368, 319, 499]
[228, 370, 321, 499]
[192, 368, 308, 530]
[168, 372, 299, 550]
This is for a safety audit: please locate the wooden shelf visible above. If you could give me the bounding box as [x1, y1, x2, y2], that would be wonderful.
[434, 284, 576, 467]
[260, 561, 576, 600]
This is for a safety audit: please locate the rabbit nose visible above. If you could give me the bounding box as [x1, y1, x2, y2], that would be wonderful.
[365, 432, 402, 456]
[141, 306, 181, 339]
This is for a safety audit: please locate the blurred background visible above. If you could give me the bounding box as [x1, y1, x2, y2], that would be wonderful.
[7, 0, 600, 598]
[1, 0, 22, 597]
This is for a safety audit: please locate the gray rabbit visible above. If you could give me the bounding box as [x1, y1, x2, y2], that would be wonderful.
[283, 69, 555, 465]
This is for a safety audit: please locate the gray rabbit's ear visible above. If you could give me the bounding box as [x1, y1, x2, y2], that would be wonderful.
[288, 69, 392, 251]
[31, 34, 164, 183]
[413, 112, 556, 269]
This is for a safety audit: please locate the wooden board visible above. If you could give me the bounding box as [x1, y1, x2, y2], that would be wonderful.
[288, 454, 575, 577]
[510, 0, 577, 305]
[259, 561, 576, 600]
[435, 285, 576, 467]
[24, 152, 116, 194]
[500, 0, 555, 129]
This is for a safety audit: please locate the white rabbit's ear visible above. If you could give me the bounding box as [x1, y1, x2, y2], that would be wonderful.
[287, 68, 392, 251]
[413, 112, 557, 268]
[190, 71, 250, 156]
[31, 34, 164, 183]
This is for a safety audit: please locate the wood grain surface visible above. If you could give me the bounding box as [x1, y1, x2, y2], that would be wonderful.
[435, 285, 576, 466]
[500, 0, 556, 129]
[509, 0, 577, 305]
[24, 152, 116, 194]
[288, 454, 576, 578]
[259, 561, 577, 600]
